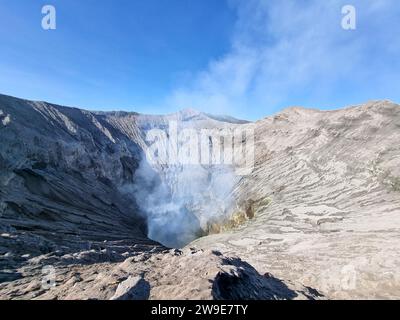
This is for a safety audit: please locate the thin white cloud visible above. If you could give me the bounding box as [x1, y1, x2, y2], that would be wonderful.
[166, 0, 400, 119]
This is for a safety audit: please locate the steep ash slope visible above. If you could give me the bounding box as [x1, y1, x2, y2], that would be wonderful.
[0, 94, 320, 300]
[1, 94, 399, 299]
[193, 101, 400, 299]
[0, 94, 246, 253]
[0, 95, 151, 241]
[0, 94, 168, 285]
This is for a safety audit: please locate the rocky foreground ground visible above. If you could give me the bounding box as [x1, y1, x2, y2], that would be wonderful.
[0, 246, 322, 300]
[0, 94, 399, 299]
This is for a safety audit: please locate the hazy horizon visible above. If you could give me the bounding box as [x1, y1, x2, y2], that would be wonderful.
[1, 91, 398, 122]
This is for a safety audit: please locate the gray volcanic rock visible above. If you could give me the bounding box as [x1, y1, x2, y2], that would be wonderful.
[110, 276, 150, 300]
[0, 96, 156, 230]
[0, 249, 322, 300]
[1, 93, 399, 299]
[0, 93, 313, 300]
[0, 94, 163, 285]
[193, 101, 400, 299]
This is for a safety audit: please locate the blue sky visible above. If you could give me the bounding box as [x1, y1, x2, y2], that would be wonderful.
[0, 0, 399, 120]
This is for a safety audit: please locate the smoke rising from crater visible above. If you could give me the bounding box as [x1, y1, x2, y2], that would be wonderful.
[122, 119, 253, 248]
[128, 158, 237, 248]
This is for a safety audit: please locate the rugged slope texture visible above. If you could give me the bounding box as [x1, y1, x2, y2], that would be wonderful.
[0, 249, 322, 300]
[1, 93, 399, 299]
[193, 101, 400, 299]
[0, 94, 314, 300]
[0, 94, 161, 271]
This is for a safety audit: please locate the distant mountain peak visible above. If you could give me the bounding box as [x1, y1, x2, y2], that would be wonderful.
[177, 108, 202, 116]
